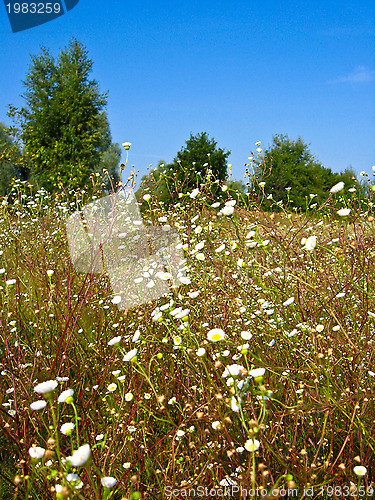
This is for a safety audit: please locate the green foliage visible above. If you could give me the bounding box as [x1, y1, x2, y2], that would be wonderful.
[94, 112, 121, 190]
[226, 178, 248, 206]
[0, 122, 28, 197]
[253, 134, 356, 210]
[136, 160, 174, 206]
[137, 132, 230, 205]
[12, 38, 118, 192]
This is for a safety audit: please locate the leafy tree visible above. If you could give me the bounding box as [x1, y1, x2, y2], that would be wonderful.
[226, 178, 248, 205]
[253, 134, 356, 210]
[94, 111, 120, 189]
[0, 122, 28, 196]
[137, 132, 230, 205]
[12, 38, 118, 191]
[135, 160, 170, 205]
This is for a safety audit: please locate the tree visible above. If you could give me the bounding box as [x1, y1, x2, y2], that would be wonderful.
[253, 134, 355, 209]
[137, 132, 230, 205]
[94, 111, 121, 188]
[0, 122, 28, 196]
[226, 178, 248, 206]
[13, 38, 118, 191]
[136, 160, 170, 205]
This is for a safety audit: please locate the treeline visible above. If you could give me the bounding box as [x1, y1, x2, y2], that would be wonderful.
[0, 38, 365, 208]
[135, 132, 360, 210]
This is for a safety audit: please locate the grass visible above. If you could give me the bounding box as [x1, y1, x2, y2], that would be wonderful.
[0, 171, 375, 499]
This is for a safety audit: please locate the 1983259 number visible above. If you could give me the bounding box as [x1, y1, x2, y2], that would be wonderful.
[5, 3, 61, 14]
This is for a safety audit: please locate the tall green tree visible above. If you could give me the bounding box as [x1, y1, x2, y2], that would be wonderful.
[138, 132, 230, 205]
[169, 132, 229, 190]
[253, 134, 355, 209]
[13, 38, 118, 191]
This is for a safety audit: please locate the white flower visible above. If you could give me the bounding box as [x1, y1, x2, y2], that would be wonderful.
[122, 142, 131, 150]
[123, 462, 131, 469]
[283, 297, 295, 307]
[230, 396, 240, 412]
[246, 230, 256, 239]
[66, 473, 79, 483]
[67, 444, 91, 467]
[34, 380, 58, 395]
[58, 388, 74, 403]
[46, 269, 54, 276]
[316, 325, 324, 333]
[190, 188, 199, 199]
[30, 400, 47, 411]
[61, 422, 75, 436]
[241, 331, 253, 340]
[194, 225, 202, 234]
[111, 296, 121, 305]
[302, 235, 317, 251]
[249, 368, 265, 379]
[330, 181, 345, 194]
[132, 330, 141, 342]
[108, 335, 121, 346]
[5, 279, 16, 286]
[143, 194, 151, 201]
[152, 311, 163, 322]
[125, 392, 133, 402]
[123, 348, 137, 362]
[157, 271, 172, 281]
[337, 208, 351, 217]
[107, 383, 117, 393]
[244, 439, 260, 452]
[196, 252, 205, 261]
[212, 421, 221, 430]
[101, 477, 117, 488]
[222, 364, 246, 378]
[196, 347, 206, 357]
[207, 328, 225, 342]
[215, 244, 225, 253]
[187, 291, 200, 298]
[220, 205, 234, 216]
[178, 276, 191, 285]
[176, 429, 185, 437]
[29, 445, 45, 459]
[353, 465, 367, 477]
[96, 434, 104, 441]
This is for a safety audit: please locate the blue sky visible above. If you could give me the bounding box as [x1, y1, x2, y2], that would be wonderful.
[1, 0, 374, 185]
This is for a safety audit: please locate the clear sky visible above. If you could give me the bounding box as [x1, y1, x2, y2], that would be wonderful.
[1, 0, 374, 185]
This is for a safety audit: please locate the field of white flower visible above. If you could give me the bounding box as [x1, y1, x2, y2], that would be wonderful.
[0, 170, 375, 499]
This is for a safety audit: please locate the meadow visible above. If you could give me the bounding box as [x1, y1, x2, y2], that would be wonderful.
[0, 168, 374, 499]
